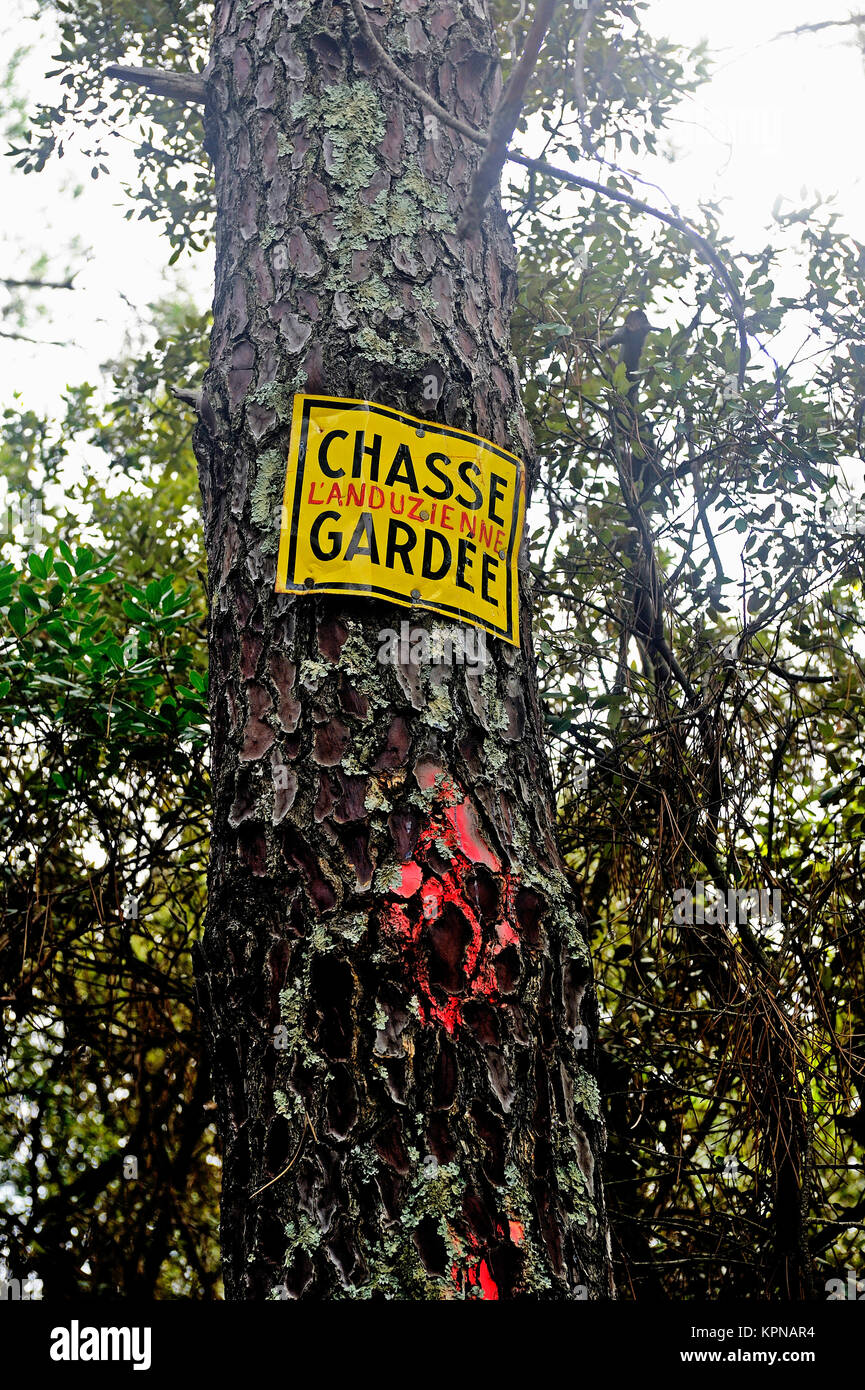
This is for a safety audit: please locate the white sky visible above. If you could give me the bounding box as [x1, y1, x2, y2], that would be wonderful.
[0, 0, 863, 417]
[646, 1, 865, 240]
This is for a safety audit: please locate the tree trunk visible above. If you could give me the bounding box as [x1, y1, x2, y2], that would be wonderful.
[193, 0, 612, 1300]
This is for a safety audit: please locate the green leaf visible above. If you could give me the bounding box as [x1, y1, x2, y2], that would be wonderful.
[19, 583, 43, 613]
[7, 602, 27, 636]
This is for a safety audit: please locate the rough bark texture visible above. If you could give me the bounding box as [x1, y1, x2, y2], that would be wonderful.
[194, 0, 613, 1299]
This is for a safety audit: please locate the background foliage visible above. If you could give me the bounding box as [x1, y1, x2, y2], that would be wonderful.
[1, 0, 863, 1299]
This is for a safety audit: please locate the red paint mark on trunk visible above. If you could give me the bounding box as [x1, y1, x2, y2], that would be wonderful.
[378, 777, 528, 1035]
[396, 860, 423, 897]
[445, 797, 501, 871]
[379, 775, 534, 1288]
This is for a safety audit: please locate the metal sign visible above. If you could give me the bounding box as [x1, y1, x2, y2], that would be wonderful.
[275, 395, 525, 644]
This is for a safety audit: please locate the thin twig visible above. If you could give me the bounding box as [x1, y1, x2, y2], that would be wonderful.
[689, 432, 725, 595]
[249, 1115, 311, 1198]
[0, 328, 71, 348]
[773, 16, 865, 40]
[506, 0, 528, 68]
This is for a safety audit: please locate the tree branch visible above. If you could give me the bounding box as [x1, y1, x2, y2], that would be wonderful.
[0, 328, 71, 348]
[347, 0, 481, 143]
[773, 16, 865, 40]
[458, 0, 560, 238]
[350, 0, 747, 379]
[507, 151, 748, 386]
[171, 386, 203, 411]
[573, 0, 604, 155]
[690, 434, 725, 595]
[103, 65, 206, 104]
[1, 276, 74, 291]
[762, 659, 829, 686]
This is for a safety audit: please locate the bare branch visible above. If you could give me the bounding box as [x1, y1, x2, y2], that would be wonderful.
[348, 0, 748, 381]
[573, 0, 604, 154]
[171, 386, 203, 411]
[1, 276, 74, 292]
[507, 150, 749, 386]
[103, 65, 206, 104]
[0, 328, 71, 348]
[690, 437, 725, 595]
[773, 15, 865, 40]
[458, 0, 560, 238]
[762, 659, 829, 686]
[506, 0, 529, 67]
[347, 0, 482, 143]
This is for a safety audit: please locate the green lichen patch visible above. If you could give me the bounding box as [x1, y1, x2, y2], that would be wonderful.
[344, 1156, 467, 1300]
[292, 81, 386, 189]
[331, 911, 368, 946]
[363, 780, 392, 813]
[502, 1163, 554, 1294]
[479, 660, 510, 733]
[373, 861, 402, 893]
[247, 381, 295, 422]
[573, 1069, 602, 1121]
[250, 447, 286, 553]
[401, 160, 451, 219]
[552, 1122, 598, 1234]
[273, 1089, 304, 1123]
[420, 681, 455, 731]
[354, 322, 422, 368]
[284, 1211, 322, 1257]
[298, 657, 330, 690]
[483, 738, 507, 774]
[278, 979, 319, 1066]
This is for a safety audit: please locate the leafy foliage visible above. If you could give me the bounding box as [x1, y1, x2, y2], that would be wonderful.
[10, 1, 213, 256]
[0, 308, 217, 1298]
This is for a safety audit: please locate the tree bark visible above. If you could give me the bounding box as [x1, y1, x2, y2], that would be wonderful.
[194, 0, 612, 1300]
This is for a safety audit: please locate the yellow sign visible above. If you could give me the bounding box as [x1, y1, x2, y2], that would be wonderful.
[275, 395, 525, 645]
